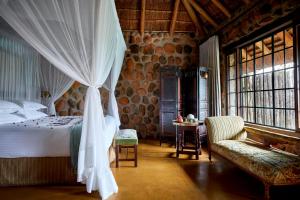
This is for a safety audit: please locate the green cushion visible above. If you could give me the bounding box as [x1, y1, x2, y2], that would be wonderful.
[115, 129, 138, 145]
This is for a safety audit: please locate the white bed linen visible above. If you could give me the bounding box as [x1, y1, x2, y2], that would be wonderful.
[0, 115, 118, 158]
[0, 116, 81, 158]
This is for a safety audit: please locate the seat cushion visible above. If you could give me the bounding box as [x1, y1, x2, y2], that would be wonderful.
[211, 140, 300, 185]
[115, 129, 138, 145]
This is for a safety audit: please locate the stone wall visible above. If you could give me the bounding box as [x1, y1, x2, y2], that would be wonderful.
[116, 32, 199, 138]
[55, 32, 199, 138]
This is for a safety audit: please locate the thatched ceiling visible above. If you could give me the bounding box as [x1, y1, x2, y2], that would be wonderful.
[116, 0, 250, 36]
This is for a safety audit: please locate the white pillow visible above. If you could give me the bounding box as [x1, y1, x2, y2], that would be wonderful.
[0, 113, 26, 125]
[0, 100, 22, 114]
[20, 110, 48, 120]
[14, 100, 47, 111]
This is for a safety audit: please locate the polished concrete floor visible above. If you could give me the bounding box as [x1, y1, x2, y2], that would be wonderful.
[0, 139, 299, 200]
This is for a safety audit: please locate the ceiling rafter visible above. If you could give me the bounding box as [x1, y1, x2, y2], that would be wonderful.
[140, 0, 146, 36]
[242, 0, 250, 5]
[211, 0, 231, 18]
[170, 0, 181, 36]
[188, 0, 218, 28]
[181, 0, 206, 35]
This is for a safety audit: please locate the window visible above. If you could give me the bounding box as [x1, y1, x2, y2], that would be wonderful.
[227, 53, 237, 116]
[227, 27, 297, 130]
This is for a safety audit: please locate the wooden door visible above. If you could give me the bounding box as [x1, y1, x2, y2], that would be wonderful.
[160, 67, 181, 141]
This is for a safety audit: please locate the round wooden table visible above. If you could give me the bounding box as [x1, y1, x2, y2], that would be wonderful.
[173, 121, 204, 160]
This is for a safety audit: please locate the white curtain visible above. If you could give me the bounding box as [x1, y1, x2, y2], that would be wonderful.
[0, 0, 126, 199]
[0, 34, 41, 102]
[199, 35, 221, 116]
[104, 30, 126, 126]
[40, 56, 74, 115]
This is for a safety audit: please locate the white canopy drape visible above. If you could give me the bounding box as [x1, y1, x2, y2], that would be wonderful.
[0, 0, 126, 199]
[0, 34, 41, 102]
[199, 35, 221, 116]
[104, 31, 126, 126]
[40, 56, 74, 116]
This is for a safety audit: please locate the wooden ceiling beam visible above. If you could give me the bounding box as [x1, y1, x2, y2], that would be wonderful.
[181, 0, 206, 35]
[140, 0, 146, 36]
[242, 0, 250, 4]
[188, 0, 218, 28]
[170, 0, 181, 36]
[211, 0, 231, 18]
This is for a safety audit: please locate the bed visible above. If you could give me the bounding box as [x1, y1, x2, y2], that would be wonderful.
[0, 114, 118, 186]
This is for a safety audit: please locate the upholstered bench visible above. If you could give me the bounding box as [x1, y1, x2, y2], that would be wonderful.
[115, 129, 138, 168]
[205, 116, 300, 199]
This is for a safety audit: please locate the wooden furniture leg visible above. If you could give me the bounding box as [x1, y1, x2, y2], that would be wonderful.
[116, 145, 119, 168]
[264, 182, 271, 200]
[134, 144, 138, 167]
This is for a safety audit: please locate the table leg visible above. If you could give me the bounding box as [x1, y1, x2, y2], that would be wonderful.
[176, 125, 179, 158]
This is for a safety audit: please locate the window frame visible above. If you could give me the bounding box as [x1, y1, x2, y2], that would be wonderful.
[226, 24, 299, 131]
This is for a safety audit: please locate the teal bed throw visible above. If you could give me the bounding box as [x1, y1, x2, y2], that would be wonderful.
[70, 122, 82, 169]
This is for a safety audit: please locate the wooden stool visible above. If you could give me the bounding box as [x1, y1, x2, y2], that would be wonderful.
[115, 129, 138, 167]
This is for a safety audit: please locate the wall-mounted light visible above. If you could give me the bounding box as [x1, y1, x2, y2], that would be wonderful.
[200, 71, 208, 79]
[41, 91, 51, 98]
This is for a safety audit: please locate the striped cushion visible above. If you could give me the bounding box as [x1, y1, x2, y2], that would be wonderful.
[205, 116, 247, 144]
[115, 129, 138, 145]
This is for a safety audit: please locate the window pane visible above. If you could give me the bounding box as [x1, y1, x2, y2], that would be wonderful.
[286, 89, 294, 109]
[285, 28, 293, 48]
[229, 66, 236, 79]
[248, 108, 254, 123]
[285, 47, 293, 68]
[285, 68, 294, 88]
[241, 78, 246, 92]
[274, 50, 284, 70]
[247, 60, 254, 75]
[242, 107, 247, 120]
[247, 76, 254, 91]
[263, 37, 272, 55]
[264, 109, 273, 126]
[247, 44, 253, 61]
[274, 31, 284, 52]
[241, 62, 247, 77]
[229, 93, 236, 107]
[229, 107, 236, 116]
[274, 71, 285, 89]
[241, 92, 247, 107]
[229, 80, 236, 93]
[256, 108, 263, 124]
[255, 91, 263, 107]
[241, 48, 247, 62]
[229, 54, 235, 66]
[275, 109, 285, 128]
[264, 54, 272, 70]
[255, 41, 263, 57]
[264, 91, 273, 108]
[286, 110, 295, 129]
[255, 74, 263, 90]
[247, 92, 253, 107]
[275, 90, 285, 108]
[255, 57, 263, 74]
[264, 73, 272, 90]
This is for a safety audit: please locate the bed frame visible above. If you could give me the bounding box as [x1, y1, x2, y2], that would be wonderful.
[0, 157, 77, 186]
